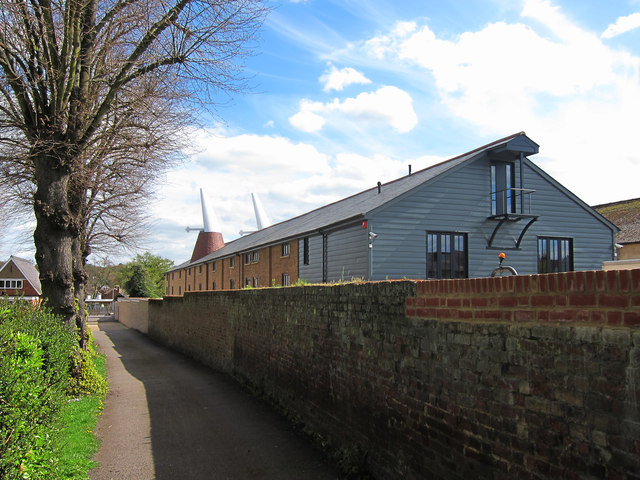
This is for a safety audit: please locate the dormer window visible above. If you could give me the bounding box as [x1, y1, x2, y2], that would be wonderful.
[490, 162, 515, 216]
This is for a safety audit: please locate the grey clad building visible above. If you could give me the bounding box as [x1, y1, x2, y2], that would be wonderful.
[166, 132, 618, 294]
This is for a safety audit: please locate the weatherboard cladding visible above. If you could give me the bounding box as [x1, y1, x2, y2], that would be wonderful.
[326, 223, 368, 281]
[298, 235, 323, 283]
[367, 153, 616, 280]
[172, 133, 527, 272]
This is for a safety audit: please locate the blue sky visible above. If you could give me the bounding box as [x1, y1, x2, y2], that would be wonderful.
[3, 0, 640, 265]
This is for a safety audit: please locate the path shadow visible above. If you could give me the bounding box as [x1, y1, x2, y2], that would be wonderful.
[96, 322, 341, 480]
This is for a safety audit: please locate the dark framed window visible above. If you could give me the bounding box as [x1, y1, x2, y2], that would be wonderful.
[491, 163, 516, 215]
[245, 277, 252, 287]
[303, 237, 310, 265]
[282, 242, 290, 257]
[0, 279, 23, 289]
[212, 261, 217, 271]
[253, 251, 259, 263]
[199, 265, 202, 273]
[245, 253, 251, 265]
[538, 237, 573, 273]
[229, 279, 235, 289]
[282, 273, 290, 286]
[427, 232, 468, 279]
[212, 281, 216, 291]
[229, 257, 235, 268]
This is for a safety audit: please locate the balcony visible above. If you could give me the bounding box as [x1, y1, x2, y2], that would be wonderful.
[487, 188, 538, 249]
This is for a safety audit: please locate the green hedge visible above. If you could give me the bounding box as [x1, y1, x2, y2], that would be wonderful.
[0, 300, 76, 479]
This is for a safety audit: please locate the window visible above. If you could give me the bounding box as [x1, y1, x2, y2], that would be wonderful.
[0, 280, 4, 288]
[172, 272, 174, 280]
[245, 277, 252, 287]
[253, 251, 259, 263]
[179, 286, 182, 295]
[282, 242, 290, 257]
[303, 237, 310, 265]
[199, 265, 202, 273]
[198, 283, 202, 290]
[427, 232, 468, 279]
[491, 163, 516, 215]
[188, 268, 191, 276]
[229, 279, 235, 289]
[538, 237, 573, 273]
[212, 261, 217, 271]
[212, 281, 216, 291]
[229, 257, 235, 268]
[179, 270, 182, 278]
[282, 273, 290, 286]
[245, 253, 251, 264]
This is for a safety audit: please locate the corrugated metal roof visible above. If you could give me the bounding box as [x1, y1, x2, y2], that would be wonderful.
[170, 132, 527, 271]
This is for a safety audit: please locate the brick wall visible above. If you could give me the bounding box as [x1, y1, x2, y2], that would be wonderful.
[115, 298, 149, 333]
[147, 270, 640, 479]
[164, 240, 299, 295]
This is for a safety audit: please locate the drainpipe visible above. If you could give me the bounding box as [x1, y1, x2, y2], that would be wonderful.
[520, 152, 524, 214]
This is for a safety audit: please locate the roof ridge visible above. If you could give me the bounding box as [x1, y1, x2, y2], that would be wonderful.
[238, 132, 528, 237]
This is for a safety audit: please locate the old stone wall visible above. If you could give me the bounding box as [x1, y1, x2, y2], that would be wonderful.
[147, 270, 640, 479]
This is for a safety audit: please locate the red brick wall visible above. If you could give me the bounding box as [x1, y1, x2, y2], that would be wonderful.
[407, 269, 640, 326]
[148, 270, 640, 479]
[166, 240, 299, 294]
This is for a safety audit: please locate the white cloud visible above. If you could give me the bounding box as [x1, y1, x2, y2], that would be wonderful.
[320, 65, 371, 92]
[602, 12, 640, 39]
[151, 128, 416, 262]
[289, 100, 326, 132]
[359, 0, 640, 204]
[289, 86, 418, 133]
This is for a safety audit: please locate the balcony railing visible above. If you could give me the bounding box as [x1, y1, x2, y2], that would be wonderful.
[490, 187, 536, 217]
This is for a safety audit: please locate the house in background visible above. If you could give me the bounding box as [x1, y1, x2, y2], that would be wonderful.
[0, 256, 42, 302]
[594, 198, 640, 270]
[165, 132, 619, 295]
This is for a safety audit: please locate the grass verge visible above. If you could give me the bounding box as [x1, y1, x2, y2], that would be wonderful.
[58, 354, 107, 479]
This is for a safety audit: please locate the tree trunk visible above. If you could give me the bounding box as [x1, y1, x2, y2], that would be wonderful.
[32, 150, 80, 334]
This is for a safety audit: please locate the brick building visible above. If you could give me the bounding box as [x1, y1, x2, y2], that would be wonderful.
[0, 256, 42, 301]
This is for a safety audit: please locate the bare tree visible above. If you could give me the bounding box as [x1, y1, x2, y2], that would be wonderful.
[0, 0, 267, 344]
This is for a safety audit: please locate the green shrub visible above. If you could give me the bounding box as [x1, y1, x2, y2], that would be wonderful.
[0, 300, 76, 479]
[68, 328, 108, 398]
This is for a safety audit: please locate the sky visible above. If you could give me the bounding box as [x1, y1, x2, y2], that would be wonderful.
[3, 0, 640, 265]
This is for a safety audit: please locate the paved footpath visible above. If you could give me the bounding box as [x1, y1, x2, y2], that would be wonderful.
[90, 321, 342, 480]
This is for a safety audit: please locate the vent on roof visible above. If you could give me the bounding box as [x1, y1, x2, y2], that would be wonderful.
[377, 181, 382, 194]
[408, 165, 412, 175]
